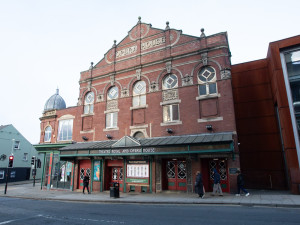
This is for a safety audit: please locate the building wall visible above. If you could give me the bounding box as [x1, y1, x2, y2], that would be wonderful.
[267, 36, 300, 193]
[232, 59, 287, 189]
[0, 125, 44, 183]
[39, 22, 239, 193]
[40, 31, 236, 144]
[267, 36, 300, 170]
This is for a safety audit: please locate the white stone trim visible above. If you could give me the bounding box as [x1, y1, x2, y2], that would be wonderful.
[104, 109, 120, 114]
[130, 105, 148, 110]
[160, 99, 181, 106]
[160, 121, 182, 126]
[58, 114, 75, 120]
[103, 127, 119, 132]
[197, 117, 223, 123]
[196, 93, 220, 101]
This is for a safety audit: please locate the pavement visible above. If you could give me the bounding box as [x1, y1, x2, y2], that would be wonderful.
[1, 181, 300, 208]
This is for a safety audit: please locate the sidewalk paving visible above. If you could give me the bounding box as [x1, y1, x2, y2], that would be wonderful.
[1, 182, 300, 208]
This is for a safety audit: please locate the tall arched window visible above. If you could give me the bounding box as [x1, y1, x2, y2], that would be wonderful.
[162, 74, 178, 90]
[132, 81, 146, 107]
[162, 74, 179, 123]
[84, 92, 94, 114]
[198, 66, 217, 96]
[44, 126, 52, 142]
[106, 86, 119, 129]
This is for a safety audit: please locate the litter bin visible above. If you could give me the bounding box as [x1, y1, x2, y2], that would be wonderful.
[110, 182, 120, 198]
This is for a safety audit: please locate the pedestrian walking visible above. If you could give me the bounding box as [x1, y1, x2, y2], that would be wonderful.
[195, 171, 205, 198]
[236, 169, 250, 196]
[211, 168, 223, 196]
[83, 174, 90, 194]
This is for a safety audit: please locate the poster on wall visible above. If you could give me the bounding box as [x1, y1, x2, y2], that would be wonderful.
[127, 163, 149, 178]
[93, 161, 101, 181]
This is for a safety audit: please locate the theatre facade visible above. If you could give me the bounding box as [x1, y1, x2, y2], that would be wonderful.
[35, 18, 239, 193]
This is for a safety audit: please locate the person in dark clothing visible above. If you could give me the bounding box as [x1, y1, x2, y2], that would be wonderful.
[236, 169, 249, 196]
[83, 175, 90, 194]
[195, 171, 204, 198]
[212, 168, 223, 196]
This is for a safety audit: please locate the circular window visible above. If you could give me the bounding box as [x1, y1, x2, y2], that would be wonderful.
[85, 92, 94, 104]
[198, 66, 216, 83]
[108, 86, 119, 100]
[133, 131, 145, 140]
[163, 74, 178, 89]
[133, 81, 146, 95]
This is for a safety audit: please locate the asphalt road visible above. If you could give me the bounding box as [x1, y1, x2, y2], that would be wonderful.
[0, 197, 300, 225]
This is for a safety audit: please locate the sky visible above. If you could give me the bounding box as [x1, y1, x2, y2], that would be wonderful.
[0, 0, 299, 144]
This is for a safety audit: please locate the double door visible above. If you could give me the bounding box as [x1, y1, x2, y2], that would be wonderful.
[208, 159, 229, 192]
[78, 160, 91, 190]
[166, 160, 187, 191]
[111, 167, 123, 186]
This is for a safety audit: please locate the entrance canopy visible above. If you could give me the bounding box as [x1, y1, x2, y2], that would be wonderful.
[59, 132, 234, 158]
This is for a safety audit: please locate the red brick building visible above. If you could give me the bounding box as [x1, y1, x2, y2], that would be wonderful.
[232, 35, 300, 193]
[35, 18, 239, 193]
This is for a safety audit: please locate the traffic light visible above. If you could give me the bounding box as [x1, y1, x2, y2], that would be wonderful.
[31, 156, 36, 165]
[8, 155, 14, 168]
[37, 159, 41, 168]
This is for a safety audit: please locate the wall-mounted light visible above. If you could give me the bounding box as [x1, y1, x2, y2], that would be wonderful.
[206, 125, 213, 131]
[106, 134, 112, 139]
[166, 128, 173, 134]
[82, 136, 89, 141]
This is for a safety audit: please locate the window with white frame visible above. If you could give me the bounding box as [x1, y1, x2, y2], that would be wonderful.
[107, 86, 119, 100]
[106, 112, 118, 129]
[163, 104, 179, 122]
[14, 140, 20, 150]
[162, 74, 178, 90]
[84, 92, 94, 114]
[44, 126, 52, 142]
[0, 171, 4, 179]
[23, 153, 28, 161]
[198, 66, 217, 96]
[57, 119, 73, 141]
[133, 81, 146, 107]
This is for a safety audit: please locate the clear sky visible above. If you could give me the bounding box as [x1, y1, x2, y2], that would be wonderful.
[0, 0, 299, 144]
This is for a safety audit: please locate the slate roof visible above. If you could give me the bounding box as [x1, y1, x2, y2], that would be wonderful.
[60, 132, 233, 151]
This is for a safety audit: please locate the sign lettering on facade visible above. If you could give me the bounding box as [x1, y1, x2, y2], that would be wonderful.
[116, 45, 137, 58]
[141, 37, 166, 50]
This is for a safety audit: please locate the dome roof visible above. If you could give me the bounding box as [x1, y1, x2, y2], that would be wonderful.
[44, 89, 66, 112]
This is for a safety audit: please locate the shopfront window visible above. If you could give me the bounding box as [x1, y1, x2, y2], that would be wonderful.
[45, 153, 72, 189]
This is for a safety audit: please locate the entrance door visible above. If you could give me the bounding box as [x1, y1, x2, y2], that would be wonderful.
[167, 160, 187, 191]
[111, 167, 123, 188]
[209, 159, 229, 192]
[78, 160, 91, 190]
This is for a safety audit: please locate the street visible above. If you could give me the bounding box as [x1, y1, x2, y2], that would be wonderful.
[0, 197, 300, 225]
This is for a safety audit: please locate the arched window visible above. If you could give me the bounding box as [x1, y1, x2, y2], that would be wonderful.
[44, 126, 52, 142]
[132, 81, 146, 107]
[162, 74, 178, 90]
[133, 131, 145, 140]
[198, 66, 217, 96]
[57, 119, 73, 141]
[107, 86, 119, 100]
[106, 86, 119, 129]
[84, 92, 94, 114]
